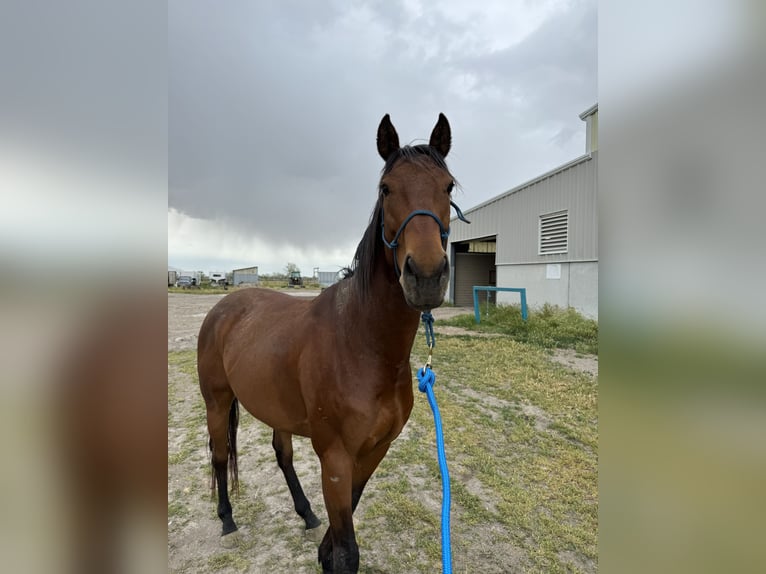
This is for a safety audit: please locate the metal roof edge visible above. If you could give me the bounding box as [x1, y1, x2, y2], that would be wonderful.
[232, 266, 259, 272]
[579, 102, 598, 120]
[453, 152, 594, 218]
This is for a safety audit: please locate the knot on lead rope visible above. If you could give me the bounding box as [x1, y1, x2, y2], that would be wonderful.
[417, 365, 436, 393]
[421, 311, 435, 349]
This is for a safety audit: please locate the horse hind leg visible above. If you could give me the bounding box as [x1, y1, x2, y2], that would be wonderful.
[272, 430, 322, 530]
[205, 393, 240, 537]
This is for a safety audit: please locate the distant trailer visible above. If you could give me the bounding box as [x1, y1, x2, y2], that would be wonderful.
[168, 270, 177, 287]
[209, 271, 227, 286]
[317, 270, 341, 288]
[232, 265, 259, 286]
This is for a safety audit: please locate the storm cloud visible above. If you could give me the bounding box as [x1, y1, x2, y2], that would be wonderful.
[168, 0, 596, 273]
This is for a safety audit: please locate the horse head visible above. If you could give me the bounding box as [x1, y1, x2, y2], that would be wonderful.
[376, 113, 456, 312]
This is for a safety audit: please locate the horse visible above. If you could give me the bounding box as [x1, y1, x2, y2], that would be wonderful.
[197, 113, 460, 573]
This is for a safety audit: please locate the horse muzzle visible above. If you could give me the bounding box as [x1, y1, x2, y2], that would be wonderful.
[400, 255, 449, 312]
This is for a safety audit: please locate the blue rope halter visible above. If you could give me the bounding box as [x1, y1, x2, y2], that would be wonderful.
[381, 200, 471, 278]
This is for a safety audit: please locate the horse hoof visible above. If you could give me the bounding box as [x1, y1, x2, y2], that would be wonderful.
[305, 513, 322, 530]
[220, 530, 242, 548]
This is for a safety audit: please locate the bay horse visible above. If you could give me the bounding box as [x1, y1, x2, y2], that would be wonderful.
[198, 113, 459, 573]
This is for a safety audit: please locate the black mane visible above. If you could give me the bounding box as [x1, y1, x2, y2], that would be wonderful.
[344, 145, 454, 297]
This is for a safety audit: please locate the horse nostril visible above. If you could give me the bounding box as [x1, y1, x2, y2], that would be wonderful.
[404, 256, 418, 277]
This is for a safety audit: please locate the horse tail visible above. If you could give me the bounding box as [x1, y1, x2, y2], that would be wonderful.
[209, 437, 215, 498]
[228, 398, 240, 494]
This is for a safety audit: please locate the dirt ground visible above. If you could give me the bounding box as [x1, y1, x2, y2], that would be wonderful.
[168, 291, 596, 573]
[168, 293, 226, 352]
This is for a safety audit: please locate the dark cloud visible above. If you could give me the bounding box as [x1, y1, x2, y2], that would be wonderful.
[456, 2, 597, 123]
[169, 0, 596, 268]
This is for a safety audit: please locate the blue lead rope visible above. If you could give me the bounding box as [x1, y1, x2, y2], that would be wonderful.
[417, 312, 452, 574]
[421, 311, 435, 348]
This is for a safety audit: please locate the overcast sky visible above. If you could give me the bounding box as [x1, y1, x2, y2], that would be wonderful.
[168, 0, 596, 275]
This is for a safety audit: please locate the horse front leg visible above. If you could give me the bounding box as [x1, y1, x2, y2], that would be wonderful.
[317, 449, 358, 574]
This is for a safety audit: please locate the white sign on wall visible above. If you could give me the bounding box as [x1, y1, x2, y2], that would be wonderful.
[546, 263, 561, 280]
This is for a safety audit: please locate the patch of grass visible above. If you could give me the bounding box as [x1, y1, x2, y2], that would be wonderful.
[168, 499, 190, 522]
[367, 478, 438, 531]
[168, 350, 199, 377]
[168, 444, 197, 466]
[206, 551, 250, 572]
[362, 475, 441, 571]
[168, 351, 208, 468]
[387, 335, 598, 572]
[439, 303, 598, 354]
[167, 286, 223, 294]
[450, 480, 496, 525]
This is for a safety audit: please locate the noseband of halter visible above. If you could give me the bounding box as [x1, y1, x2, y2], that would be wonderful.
[381, 200, 471, 278]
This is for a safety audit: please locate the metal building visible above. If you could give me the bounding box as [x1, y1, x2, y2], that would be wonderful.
[317, 270, 342, 288]
[232, 265, 259, 286]
[448, 104, 598, 318]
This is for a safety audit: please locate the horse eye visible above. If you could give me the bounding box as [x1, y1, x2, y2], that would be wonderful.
[380, 184, 390, 197]
[447, 181, 455, 194]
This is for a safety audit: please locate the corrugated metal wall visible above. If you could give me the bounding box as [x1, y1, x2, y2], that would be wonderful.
[232, 272, 259, 285]
[449, 152, 597, 264]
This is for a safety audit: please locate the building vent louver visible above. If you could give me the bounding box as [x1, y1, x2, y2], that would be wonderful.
[539, 210, 568, 254]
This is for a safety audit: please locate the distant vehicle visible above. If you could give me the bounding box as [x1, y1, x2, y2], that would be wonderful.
[209, 272, 227, 286]
[168, 270, 177, 287]
[175, 276, 193, 288]
[288, 270, 304, 288]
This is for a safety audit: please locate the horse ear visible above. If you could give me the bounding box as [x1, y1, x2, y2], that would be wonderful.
[429, 113, 451, 158]
[377, 114, 400, 161]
